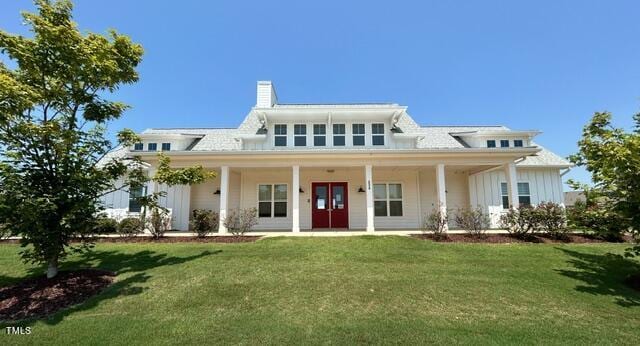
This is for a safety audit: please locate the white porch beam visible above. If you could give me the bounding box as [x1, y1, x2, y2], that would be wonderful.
[365, 165, 375, 232]
[292, 165, 300, 232]
[436, 163, 448, 232]
[505, 162, 519, 209]
[218, 166, 229, 233]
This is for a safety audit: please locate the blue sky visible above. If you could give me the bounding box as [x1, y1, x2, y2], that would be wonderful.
[2, 0, 639, 189]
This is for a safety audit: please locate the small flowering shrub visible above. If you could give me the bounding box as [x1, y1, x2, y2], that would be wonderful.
[423, 207, 448, 240]
[190, 209, 219, 238]
[224, 208, 258, 237]
[454, 207, 490, 238]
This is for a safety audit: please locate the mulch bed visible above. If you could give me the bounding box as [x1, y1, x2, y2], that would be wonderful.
[0, 269, 115, 322]
[0, 236, 262, 244]
[92, 236, 262, 243]
[412, 233, 627, 244]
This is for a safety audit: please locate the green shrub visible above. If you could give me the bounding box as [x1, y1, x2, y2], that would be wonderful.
[500, 206, 540, 239]
[536, 202, 568, 239]
[423, 207, 448, 240]
[567, 200, 628, 241]
[93, 217, 118, 235]
[0, 223, 9, 239]
[223, 208, 258, 237]
[190, 209, 219, 238]
[118, 217, 144, 238]
[454, 207, 490, 238]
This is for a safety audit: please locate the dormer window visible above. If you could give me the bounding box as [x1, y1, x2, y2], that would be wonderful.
[372, 123, 385, 146]
[274, 124, 287, 146]
[333, 124, 345, 146]
[514, 139, 523, 147]
[147, 143, 157, 151]
[161, 143, 171, 151]
[133, 143, 143, 151]
[487, 140, 496, 148]
[353, 124, 365, 146]
[294, 124, 307, 146]
[313, 124, 326, 146]
[500, 140, 509, 148]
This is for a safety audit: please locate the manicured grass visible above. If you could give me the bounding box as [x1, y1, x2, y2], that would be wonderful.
[1, 236, 639, 345]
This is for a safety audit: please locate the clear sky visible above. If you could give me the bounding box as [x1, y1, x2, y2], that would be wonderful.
[1, 0, 639, 189]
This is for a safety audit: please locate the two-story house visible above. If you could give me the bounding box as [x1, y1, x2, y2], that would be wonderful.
[101, 81, 572, 233]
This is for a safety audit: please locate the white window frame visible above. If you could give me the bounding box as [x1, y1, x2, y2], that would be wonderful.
[487, 140, 496, 148]
[514, 139, 524, 147]
[332, 123, 346, 147]
[352, 123, 365, 146]
[294, 124, 307, 147]
[274, 124, 287, 147]
[313, 124, 326, 147]
[373, 182, 404, 217]
[257, 183, 288, 218]
[500, 139, 510, 148]
[161, 142, 171, 151]
[371, 123, 385, 146]
[500, 181, 532, 209]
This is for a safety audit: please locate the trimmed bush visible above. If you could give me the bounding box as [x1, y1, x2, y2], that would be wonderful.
[423, 207, 448, 240]
[454, 207, 490, 238]
[118, 217, 144, 238]
[500, 206, 540, 239]
[190, 209, 219, 238]
[93, 217, 118, 235]
[536, 202, 568, 239]
[224, 208, 258, 237]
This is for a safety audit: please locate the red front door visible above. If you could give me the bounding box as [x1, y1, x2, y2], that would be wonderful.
[312, 182, 349, 229]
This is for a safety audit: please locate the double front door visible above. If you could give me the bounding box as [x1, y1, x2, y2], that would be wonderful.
[311, 182, 349, 229]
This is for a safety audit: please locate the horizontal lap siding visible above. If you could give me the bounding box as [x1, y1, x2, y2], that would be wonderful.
[240, 168, 293, 230]
[372, 168, 420, 229]
[190, 171, 220, 212]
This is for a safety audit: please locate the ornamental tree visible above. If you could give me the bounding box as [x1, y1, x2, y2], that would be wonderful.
[569, 111, 640, 253]
[0, 0, 213, 278]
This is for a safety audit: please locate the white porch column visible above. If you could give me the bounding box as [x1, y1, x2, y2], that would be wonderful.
[505, 162, 519, 209]
[436, 163, 448, 231]
[365, 165, 375, 232]
[292, 165, 300, 232]
[218, 166, 229, 234]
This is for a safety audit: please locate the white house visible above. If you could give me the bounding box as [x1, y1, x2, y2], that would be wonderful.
[101, 81, 572, 233]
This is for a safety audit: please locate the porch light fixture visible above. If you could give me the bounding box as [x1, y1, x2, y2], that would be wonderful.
[299, 187, 305, 193]
[357, 186, 365, 193]
[213, 188, 220, 195]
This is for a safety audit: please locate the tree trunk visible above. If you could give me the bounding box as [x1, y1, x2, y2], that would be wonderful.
[46, 256, 59, 279]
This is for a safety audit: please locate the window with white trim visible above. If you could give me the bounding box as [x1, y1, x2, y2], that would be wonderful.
[487, 140, 496, 148]
[373, 183, 403, 217]
[514, 139, 523, 147]
[500, 182, 531, 209]
[500, 140, 509, 148]
[258, 184, 287, 218]
[133, 143, 143, 151]
[372, 123, 385, 145]
[333, 124, 345, 146]
[353, 124, 365, 146]
[294, 124, 306, 146]
[313, 124, 326, 146]
[128, 185, 145, 212]
[147, 143, 157, 151]
[161, 143, 171, 151]
[274, 124, 287, 146]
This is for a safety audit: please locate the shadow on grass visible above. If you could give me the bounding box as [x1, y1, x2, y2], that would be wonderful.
[555, 247, 640, 308]
[1, 248, 220, 325]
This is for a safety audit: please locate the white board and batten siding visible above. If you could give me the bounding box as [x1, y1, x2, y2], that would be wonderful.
[468, 167, 564, 227]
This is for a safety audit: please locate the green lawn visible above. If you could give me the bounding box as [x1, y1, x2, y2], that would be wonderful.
[1, 236, 639, 345]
